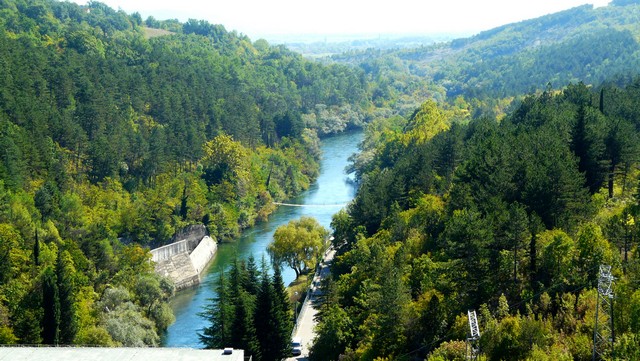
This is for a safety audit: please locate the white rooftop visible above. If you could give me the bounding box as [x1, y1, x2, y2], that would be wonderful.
[0, 347, 245, 361]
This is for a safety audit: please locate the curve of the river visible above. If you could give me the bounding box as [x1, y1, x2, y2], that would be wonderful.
[163, 131, 363, 347]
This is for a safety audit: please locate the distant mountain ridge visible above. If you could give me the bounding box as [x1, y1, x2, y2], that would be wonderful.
[330, 2, 640, 102]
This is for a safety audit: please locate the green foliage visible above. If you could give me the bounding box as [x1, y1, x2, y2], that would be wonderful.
[268, 216, 329, 277]
[103, 302, 159, 346]
[97, 286, 161, 346]
[426, 340, 467, 361]
[40, 266, 60, 345]
[326, 3, 640, 122]
[55, 250, 78, 344]
[316, 82, 640, 360]
[0, 2, 369, 347]
[310, 304, 353, 361]
[200, 259, 292, 360]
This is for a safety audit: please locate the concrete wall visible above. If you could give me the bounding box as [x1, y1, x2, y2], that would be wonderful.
[151, 225, 218, 291]
[189, 236, 217, 275]
[150, 238, 199, 263]
[154, 252, 201, 290]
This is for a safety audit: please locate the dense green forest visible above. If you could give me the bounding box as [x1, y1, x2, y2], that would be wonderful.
[328, 2, 640, 118]
[199, 256, 293, 361]
[312, 81, 640, 360]
[4, 0, 640, 355]
[0, 0, 376, 346]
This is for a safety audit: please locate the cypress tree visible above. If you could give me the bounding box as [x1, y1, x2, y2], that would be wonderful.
[571, 105, 607, 194]
[56, 250, 77, 344]
[179, 184, 188, 221]
[33, 228, 40, 267]
[41, 266, 60, 345]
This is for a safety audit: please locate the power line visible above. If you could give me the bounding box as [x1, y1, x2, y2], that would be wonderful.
[272, 202, 348, 208]
[466, 310, 480, 361]
[396, 263, 604, 359]
[592, 265, 615, 361]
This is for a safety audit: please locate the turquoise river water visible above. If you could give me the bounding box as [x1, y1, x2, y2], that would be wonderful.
[163, 131, 363, 347]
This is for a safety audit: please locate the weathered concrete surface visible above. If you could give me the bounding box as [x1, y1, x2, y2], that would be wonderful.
[190, 236, 217, 275]
[154, 252, 200, 290]
[0, 347, 244, 361]
[150, 225, 218, 291]
[151, 238, 199, 263]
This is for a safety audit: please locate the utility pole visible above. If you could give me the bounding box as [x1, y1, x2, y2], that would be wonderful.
[592, 265, 615, 361]
[467, 309, 480, 361]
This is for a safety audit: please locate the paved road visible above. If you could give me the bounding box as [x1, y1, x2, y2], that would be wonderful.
[286, 248, 336, 361]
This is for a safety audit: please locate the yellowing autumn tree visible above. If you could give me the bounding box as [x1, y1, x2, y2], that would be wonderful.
[268, 217, 328, 278]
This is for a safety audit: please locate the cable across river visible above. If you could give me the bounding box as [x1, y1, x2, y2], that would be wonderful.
[273, 202, 349, 208]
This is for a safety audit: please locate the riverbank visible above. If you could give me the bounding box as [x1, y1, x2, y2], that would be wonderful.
[163, 131, 363, 347]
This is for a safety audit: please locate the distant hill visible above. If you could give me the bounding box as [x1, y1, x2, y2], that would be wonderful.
[279, 33, 464, 58]
[329, 3, 640, 105]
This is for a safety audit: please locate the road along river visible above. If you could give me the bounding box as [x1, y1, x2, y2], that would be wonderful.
[163, 130, 363, 347]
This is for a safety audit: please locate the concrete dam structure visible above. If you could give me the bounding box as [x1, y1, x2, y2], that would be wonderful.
[151, 225, 217, 290]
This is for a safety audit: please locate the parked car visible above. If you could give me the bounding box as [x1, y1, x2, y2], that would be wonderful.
[291, 337, 302, 356]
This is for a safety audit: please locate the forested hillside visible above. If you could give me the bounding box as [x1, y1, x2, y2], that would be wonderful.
[314, 81, 640, 360]
[330, 2, 640, 117]
[0, 0, 374, 346]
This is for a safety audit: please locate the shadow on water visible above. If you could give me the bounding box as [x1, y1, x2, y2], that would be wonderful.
[162, 130, 363, 348]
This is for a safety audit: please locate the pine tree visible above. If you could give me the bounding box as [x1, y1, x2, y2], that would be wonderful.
[231, 290, 260, 360]
[228, 261, 261, 360]
[254, 261, 292, 361]
[244, 255, 260, 296]
[254, 261, 276, 360]
[271, 264, 293, 359]
[570, 105, 607, 194]
[199, 271, 233, 348]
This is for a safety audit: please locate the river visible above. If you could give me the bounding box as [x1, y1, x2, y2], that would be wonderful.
[163, 130, 363, 347]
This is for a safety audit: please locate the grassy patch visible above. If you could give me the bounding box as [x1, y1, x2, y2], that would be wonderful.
[287, 273, 312, 303]
[142, 27, 174, 39]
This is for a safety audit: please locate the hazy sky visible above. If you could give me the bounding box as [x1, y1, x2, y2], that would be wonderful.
[72, 0, 611, 39]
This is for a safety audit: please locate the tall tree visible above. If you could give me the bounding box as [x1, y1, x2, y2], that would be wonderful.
[254, 261, 277, 360]
[56, 250, 77, 344]
[199, 271, 233, 349]
[41, 266, 60, 345]
[244, 255, 260, 296]
[271, 264, 293, 358]
[268, 217, 328, 278]
[228, 261, 260, 360]
[570, 105, 607, 194]
[33, 228, 40, 267]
